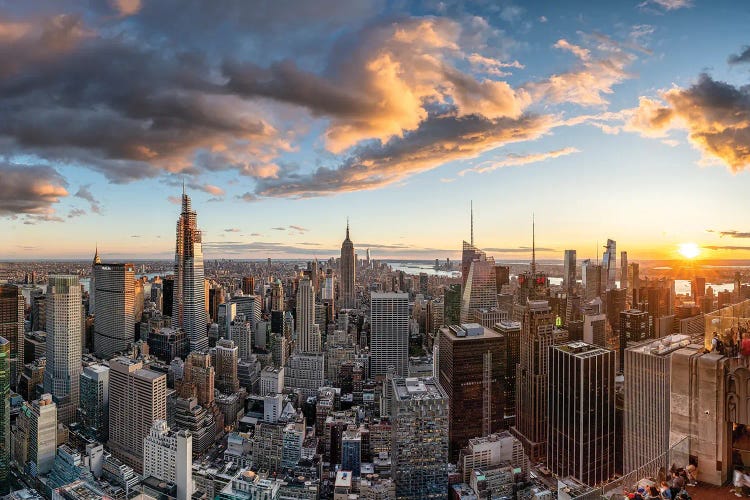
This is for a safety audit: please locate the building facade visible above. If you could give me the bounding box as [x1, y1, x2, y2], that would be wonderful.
[92, 262, 136, 357]
[370, 292, 409, 377]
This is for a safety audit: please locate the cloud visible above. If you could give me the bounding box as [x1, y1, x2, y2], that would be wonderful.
[188, 183, 225, 197]
[707, 230, 750, 239]
[526, 34, 638, 107]
[167, 196, 181, 205]
[68, 208, 86, 218]
[538, 16, 548, 23]
[250, 233, 261, 236]
[289, 225, 309, 233]
[624, 74, 750, 172]
[110, 0, 142, 17]
[237, 192, 259, 203]
[638, 0, 692, 10]
[271, 227, 286, 231]
[728, 46, 750, 65]
[224, 228, 241, 233]
[704, 246, 750, 251]
[74, 185, 103, 214]
[254, 111, 554, 198]
[459, 147, 580, 175]
[0, 163, 68, 216]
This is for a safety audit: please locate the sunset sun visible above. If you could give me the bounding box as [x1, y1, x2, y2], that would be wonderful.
[678, 242, 700, 259]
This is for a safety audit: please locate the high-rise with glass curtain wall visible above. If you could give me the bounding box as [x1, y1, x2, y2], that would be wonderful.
[172, 191, 208, 352]
[0, 337, 9, 494]
[0, 285, 24, 389]
[370, 292, 409, 377]
[45, 274, 82, 425]
[93, 262, 136, 357]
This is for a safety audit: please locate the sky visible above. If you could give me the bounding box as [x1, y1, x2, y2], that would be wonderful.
[3, 0, 750, 261]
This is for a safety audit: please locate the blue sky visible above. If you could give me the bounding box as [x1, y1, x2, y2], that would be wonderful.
[3, 0, 750, 260]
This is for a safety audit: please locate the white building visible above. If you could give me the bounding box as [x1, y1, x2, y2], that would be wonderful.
[92, 263, 136, 357]
[296, 278, 320, 353]
[260, 366, 284, 396]
[370, 293, 409, 377]
[143, 420, 193, 500]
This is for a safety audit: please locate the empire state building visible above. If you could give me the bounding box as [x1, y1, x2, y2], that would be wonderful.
[340, 221, 356, 309]
[173, 191, 208, 352]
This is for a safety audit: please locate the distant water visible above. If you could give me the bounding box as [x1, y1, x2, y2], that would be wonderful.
[388, 262, 460, 278]
[674, 279, 733, 296]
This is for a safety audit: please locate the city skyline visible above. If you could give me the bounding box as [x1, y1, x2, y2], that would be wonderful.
[2, 1, 750, 260]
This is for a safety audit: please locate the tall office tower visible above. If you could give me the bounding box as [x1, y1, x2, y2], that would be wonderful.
[691, 277, 706, 300]
[78, 364, 109, 442]
[217, 302, 236, 339]
[619, 310, 651, 370]
[172, 191, 208, 352]
[45, 275, 82, 425]
[513, 300, 568, 461]
[0, 285, 24, 389]
[25, 394, 58, 476]
[108, 357, 167, 473]
[493, 320, 522, 427]
[322, 270, 335, 304]
[340, 221, 356, 309]
[627, 263, 640, 304]
[93, 262, 136, 357]
[162, 277, 174, 317]
[461, 204, 482, 290]
[214, 339, 239, 394]
[602, 239, 616, 290]
[370, 293, 409, 377]
[30, 290, 46, 332]
[583, 312, 607, 348]
[271, 279, 285, 311]
[231, 314, 253, 360]
[460, 257, 498, 323]
[0, 337, 8, 494]
[296, 278, 320, 353]
[231, 295, 262, 326]
[341, 430, 362, 475]
[438, 324, 506, 461]
[620, 251, 629, 290]
[208, 286, 224, 323]
[548, 342, 616, 486]
[241, 276, 255, 296]
[391, 377, 449, 500]
[605, 287, 627, 335]
[495, 265, 510, 294]
[623, 335, 689, 473]
[143, 420, 193, 500]
[444, 284, 462, 326]
[584, 264, 604, 301]
[563, 250, 577, 293]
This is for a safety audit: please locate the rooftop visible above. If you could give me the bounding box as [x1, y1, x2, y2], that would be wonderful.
[443, 324, 502, 341]
[393, 376, 446, 401]
[555, 341, 611, 358]
[628, 334, 691, 356]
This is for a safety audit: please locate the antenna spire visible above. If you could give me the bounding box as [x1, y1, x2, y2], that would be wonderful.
[531, 213, 536, 275]
[346, 217, 350, 240]
[470, 200, 474, 247]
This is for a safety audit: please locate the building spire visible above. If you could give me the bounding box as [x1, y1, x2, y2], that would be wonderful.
[531, 213, 536, 275]
[470, 200, 474, 247]
[346, 217, 350, 240]
[93, 243, 101, 264]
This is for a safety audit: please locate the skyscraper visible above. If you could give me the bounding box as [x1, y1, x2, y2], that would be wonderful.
[624, 335, 689, 473]
[390, 377, 449, 500]
[93, 262, 136, 357]
[172, 191, 208, 352]
[0, 337, 9, 494]
[513, 300, 568, 461]
[443, 284, 462, 326]
[108, 357, 167, 473]
[213, 338, 239, 394]
[143, 420, 193, 500]
[603, 239, 616, 290]
[493, 320, 522, 427]
[370, 292, 409, 377]
[45, 274, 82, 425]
[23, 394, 57, 477]
[340, 221, 356, 309]
[79, 364, 110, 442]
[548, 342, 616, 486]
[296, 278, 320, 353]
[563, 250, 577, 293]
[90, 245, 101, 314]
[0, 285, 24, 389]
[438, 324, 506, 461]
[460, 256, 498, 323]
[620, 251, 629, 290]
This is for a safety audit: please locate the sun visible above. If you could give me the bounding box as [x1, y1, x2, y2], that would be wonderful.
[678, 242, 700, 259]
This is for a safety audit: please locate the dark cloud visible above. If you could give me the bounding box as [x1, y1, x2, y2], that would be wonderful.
[74, 185, 102, 214]
[68, 208, 86, 218]
[237, 192, 259, 203]
[271, 227, 286, 231]
[288, 225, 308, 233]
[254, 111, 553, 198]
[626, 73, 750, 171]
[224, 228, 240, 233]
[729, 46, 750, 65]
[0, 163, 68, 216]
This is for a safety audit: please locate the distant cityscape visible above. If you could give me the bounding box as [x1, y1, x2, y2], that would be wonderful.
[1, 190, 749, 500]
